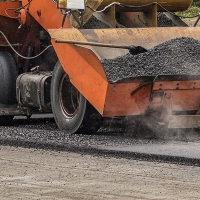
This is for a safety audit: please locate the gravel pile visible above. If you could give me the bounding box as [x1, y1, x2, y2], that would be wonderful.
[83, 15, 110, 29]
[101, 37, 200, 82]
[157, 12, 176, 27]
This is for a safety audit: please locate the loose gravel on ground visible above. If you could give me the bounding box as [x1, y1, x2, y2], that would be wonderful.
[0, 118, 200, 166]
[157, 12, 177, 27]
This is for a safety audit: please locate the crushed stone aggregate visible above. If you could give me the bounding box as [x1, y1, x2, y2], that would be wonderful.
[157, 12, 176, 27]
[101, 37, 200, 82]
[0, 118, 200, 166]
[83, 15, 110, 29]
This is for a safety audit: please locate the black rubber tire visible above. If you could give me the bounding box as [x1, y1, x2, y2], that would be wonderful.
[51, 61, 102, 134]
[0, 51, 17, 125]
[0, 51, 17, 105]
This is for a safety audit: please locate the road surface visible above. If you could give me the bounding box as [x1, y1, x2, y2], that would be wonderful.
[0, 145, 200, 200]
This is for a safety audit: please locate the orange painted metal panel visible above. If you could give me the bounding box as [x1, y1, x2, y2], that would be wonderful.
[0, 2, 21, 18]
[169, 90, 200, 111]
[51, 39, 108, 115]
[103, 82, 152, 116]
[149, 90, 200, 112]
[153, 80, 200, 90]
[152, 80, 200, 111]
[22, 0, 71, 29]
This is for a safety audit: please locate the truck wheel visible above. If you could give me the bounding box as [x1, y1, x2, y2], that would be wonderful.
[0, 51, 17, 125]
[51, 61, 102, 134]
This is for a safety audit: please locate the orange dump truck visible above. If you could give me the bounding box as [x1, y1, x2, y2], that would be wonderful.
[0, 0, 200, 134]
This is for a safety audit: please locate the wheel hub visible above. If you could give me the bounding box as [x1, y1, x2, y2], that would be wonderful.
[59, 74, 80, 119]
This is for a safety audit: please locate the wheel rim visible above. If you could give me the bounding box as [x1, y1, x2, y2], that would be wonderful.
[59, 74, 80, 119]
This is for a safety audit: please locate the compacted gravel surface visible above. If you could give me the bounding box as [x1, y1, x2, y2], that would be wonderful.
[1, 145, 200, 200]
[0, 117, 200, 166]
[0, 118, 200, 199]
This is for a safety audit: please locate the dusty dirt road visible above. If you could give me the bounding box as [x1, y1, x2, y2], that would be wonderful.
[0, 145, 199, 200]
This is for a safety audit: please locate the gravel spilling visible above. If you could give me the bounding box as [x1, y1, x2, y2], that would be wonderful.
[101, 37, 200, 82]
[83, 15, 110, 29]
[157, 12, 176, 27]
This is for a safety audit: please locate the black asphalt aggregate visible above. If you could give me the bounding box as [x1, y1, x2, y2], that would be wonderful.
[101, 37, 200, 82]
[0, 117, 200, 167]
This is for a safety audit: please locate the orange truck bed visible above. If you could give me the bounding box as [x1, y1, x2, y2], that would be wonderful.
[49, 28, 200, 122]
